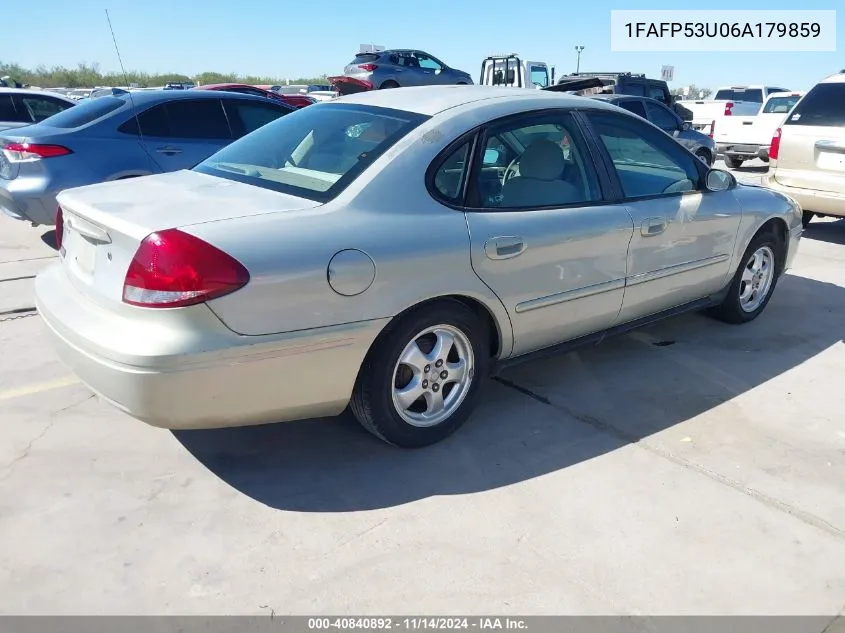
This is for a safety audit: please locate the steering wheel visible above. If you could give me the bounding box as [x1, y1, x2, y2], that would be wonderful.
[502, 157, 520, 184]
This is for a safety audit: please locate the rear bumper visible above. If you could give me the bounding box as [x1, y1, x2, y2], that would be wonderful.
[35, 263, 389, 430]
[0, 183, 58, 225]
[717, 143, 769, 161]
[766, 175, 845, 218]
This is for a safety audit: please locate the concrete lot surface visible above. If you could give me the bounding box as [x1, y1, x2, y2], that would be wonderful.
[1, 165, 844, 615]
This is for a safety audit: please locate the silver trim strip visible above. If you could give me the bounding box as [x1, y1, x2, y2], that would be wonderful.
[515, 278, 625, 314]
[627, 254, 729, 287]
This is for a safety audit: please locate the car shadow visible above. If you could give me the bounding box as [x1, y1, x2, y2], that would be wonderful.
[174, 272, 844, 512]
[804, 218, 845, 246]
[40, 230, 58, 251]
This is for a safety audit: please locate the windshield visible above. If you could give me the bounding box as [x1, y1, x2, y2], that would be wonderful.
[762, 95, 802, 114]
[194, 103, 429, 202]
[34, 95, 125, 128]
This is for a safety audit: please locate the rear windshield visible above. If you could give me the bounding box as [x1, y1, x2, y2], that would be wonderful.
[37, 96, 125, 128]
[353, 53, 380, 63]
[714, 88, 764, 103]
[762, 95, 802, 114]
[784, 83, 845, 127]
[194, 103, 429, 202]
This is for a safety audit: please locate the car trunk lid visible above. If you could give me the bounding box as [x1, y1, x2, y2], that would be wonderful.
[56, 169, 322, 307]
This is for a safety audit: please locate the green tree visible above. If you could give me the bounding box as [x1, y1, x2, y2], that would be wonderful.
[0, 60, 329, 89]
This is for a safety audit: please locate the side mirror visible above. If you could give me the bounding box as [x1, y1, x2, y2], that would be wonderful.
[483, 148, 501, 165]
[705, 168, 736, 192]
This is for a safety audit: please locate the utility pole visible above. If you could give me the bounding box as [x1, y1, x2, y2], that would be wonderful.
[575, 46, 585, 73]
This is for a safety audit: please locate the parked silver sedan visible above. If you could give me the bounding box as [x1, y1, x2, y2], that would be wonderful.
[35, 86, 803, 448]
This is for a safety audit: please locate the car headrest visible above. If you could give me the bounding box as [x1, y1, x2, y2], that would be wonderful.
[519, 139, 565, 181]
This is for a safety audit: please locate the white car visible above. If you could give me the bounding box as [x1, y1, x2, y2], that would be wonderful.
[715, 91, 804, 167]
[684, 85, 791, 137]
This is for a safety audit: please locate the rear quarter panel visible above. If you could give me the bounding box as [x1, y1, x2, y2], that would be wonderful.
[725, 184, 802, 277]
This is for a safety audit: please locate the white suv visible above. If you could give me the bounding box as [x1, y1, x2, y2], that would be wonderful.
[765, 71, 845, 228]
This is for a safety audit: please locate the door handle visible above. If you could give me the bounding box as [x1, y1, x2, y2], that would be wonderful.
[641, 217, 667, 237]
[155, 146, 182, 155]
[485, 236, 526, 260]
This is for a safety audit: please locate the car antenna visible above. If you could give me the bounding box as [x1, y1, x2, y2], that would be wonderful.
[104, 8, 155, 172]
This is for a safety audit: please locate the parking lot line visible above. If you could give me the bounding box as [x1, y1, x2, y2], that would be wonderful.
[0, 375, 81, 402]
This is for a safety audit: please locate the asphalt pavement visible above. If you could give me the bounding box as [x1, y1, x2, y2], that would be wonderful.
[1, 165, 844, 615]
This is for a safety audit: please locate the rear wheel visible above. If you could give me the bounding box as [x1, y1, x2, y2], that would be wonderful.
[724, 156, 744, 169]
[802, 211, 814, 229]
[708, 231, 781, 324]
[379, 80, 399, 89]
[350, 300, 490, 448]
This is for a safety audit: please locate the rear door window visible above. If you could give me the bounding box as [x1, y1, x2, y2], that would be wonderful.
[165, 99, 231, 139]
[784, 83, 845, 127]
[122, 99, 232, 139]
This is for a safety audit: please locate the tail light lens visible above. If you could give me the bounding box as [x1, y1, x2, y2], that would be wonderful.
[708, 120, 715, 138]
[358, 63, 378, 72]
[4, 143, 72, 160]
[55, 207, 64, 251]
[724, 101, 734, 116]
[122, 229, 249, 308]
[769, 127, 782, 161]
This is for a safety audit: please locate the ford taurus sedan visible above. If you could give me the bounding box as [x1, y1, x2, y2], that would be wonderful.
[35, 86, 803, 448]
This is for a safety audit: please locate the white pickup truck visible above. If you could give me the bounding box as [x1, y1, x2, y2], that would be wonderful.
[714, 91, 804, 167]
[683, 85, 791, 138]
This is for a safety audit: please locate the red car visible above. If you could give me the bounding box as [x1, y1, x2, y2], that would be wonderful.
[193, 84, 315, 109]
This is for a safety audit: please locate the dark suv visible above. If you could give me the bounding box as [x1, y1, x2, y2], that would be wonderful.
[552, 72, 693, 120]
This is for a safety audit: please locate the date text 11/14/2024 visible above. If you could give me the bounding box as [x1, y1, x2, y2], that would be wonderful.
[308, 618, 528, 630]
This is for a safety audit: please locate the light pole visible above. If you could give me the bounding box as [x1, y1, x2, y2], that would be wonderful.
[575, 46, 585, 73]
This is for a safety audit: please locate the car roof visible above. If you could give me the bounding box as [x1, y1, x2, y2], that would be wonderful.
[195, 83, 257, 90]
[332, 85, 603, 116]
[110, 89, 272, 105]
[819, 72, 845, 84]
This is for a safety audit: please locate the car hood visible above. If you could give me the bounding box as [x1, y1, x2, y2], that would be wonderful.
[56, 169, 323, 241]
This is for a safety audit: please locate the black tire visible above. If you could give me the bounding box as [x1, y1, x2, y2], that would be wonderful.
[802, 211, 814, 229]
[350, 300, 490, 448]
[456, 82, 468, 85]
[695, 149, 712, 165]
[379, 81, 399, 89]
[708, 230, 782, 324]
[724, 156, 743, 169]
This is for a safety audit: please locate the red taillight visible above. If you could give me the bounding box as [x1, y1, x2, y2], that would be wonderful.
[724, 101, 734, 116]
[122, 229, 249, 308]
[769, 127, 782, 161]
[358, 63, 378, 72]
[55, 207, 64, 250]
[708, 120, 715, 138]
[4, 142, 72, 158]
